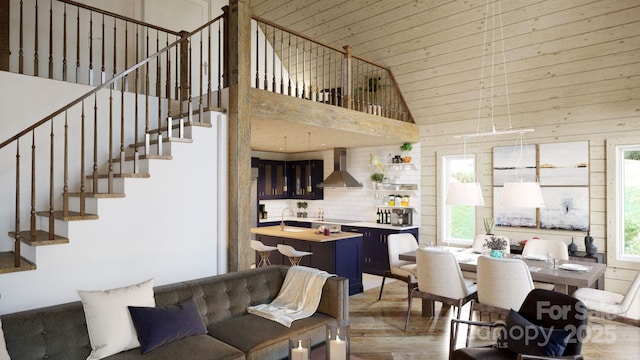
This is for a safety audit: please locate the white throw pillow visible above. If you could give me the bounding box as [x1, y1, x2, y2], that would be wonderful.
[0, 318, 11, 360]
[78, 279, 155, 360]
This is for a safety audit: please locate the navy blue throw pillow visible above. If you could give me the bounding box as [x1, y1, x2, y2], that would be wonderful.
[499, 309, 571, 357]
[128, 297, 207, 354]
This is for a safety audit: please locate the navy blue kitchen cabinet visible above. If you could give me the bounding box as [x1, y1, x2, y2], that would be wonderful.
[288, 160, 324, 200]
[342, 225, 419, 276]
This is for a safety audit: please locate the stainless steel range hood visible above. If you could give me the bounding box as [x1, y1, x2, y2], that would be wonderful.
[319, 148, 363, 188]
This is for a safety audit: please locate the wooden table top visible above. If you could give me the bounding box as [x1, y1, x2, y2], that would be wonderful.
[399, 247, 607, 291]
[251, 225, 363, 243]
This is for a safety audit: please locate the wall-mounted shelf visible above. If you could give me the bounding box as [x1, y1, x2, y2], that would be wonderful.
[374, 183, 418, 191]
[374, 163, 418, 171]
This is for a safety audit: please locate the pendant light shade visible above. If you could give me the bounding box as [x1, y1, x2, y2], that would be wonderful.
[501, 182, 545, 208]
[446, 182, 485, 206]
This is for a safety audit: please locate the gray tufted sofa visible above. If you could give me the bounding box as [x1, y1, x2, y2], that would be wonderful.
[1, 265, 349, 360]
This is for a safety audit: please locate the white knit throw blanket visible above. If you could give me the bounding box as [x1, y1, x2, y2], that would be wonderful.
[247, 266, 333, 327]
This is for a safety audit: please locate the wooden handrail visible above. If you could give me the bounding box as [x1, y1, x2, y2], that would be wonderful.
[58, 0, 181, 36]
[0, 14, 225, 151]
[252, 15, 346, 55]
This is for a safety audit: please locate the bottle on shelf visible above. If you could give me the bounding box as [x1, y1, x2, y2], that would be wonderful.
[376, 208, 380, 224]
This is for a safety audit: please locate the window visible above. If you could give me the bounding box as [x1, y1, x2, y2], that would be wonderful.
[607, 140, 640, 269]
[441, 154, 477, 244]
[618, 146, 640, 260]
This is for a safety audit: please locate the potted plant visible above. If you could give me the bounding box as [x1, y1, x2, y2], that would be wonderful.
[483, 217, 495, 235]
[485, 235, 508, 258]
[371, 173, 384, 189]
[296, 201, 308, 218]
[400, 142, 412, 163]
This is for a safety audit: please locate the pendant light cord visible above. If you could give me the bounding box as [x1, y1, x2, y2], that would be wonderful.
[475, 0, 514, 134]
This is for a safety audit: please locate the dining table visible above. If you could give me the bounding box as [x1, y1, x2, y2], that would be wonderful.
[399, 246, 607, 317]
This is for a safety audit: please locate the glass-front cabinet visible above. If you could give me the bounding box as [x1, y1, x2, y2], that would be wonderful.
[289, 160, 324, 200]
[258, 160, 287, 199]
[258, 159, 323, 200]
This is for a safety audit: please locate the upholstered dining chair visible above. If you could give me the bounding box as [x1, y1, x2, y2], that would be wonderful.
[522, 239, 569, 260]
[522, 239, 569, 290]
[474, 255, 535, 318]
[378, 233, 419, 301]
[405, 247, 477, 332]
[450, 289, 587, 360]
[573, 271, 640, 323]
[250, 240, 278, 267]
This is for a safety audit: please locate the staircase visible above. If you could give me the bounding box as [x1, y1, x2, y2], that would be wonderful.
[0, 3, 228, 276]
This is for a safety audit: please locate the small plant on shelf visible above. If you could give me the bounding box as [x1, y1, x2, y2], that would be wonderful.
[400, 142, 413, 163]
[370, 173, 384, 183]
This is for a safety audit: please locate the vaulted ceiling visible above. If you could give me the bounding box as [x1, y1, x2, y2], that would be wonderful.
[249, 0, 640, 153]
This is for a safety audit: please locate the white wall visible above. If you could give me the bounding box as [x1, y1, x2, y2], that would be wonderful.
[0, 72, 225, 314]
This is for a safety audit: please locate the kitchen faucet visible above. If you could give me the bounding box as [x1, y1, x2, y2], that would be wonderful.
[280, 207, 294, 230]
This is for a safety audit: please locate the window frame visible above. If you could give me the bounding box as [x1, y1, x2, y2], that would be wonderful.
[606, 139, 640, 270]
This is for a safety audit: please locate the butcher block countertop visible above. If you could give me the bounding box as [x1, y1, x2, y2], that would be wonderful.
[250, 226, 363, 243]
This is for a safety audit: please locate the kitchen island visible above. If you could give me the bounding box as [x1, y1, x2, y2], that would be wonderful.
[251, 225, 364, 295]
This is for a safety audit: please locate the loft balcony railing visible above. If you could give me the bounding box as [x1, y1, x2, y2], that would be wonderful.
[251, 16, 414, 123]
[0, 7, 225, 270]
[2, 0, 183, 89]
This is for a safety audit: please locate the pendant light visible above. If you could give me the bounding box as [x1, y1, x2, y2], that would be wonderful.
[450, 0, 543, 208]
[306, 132, 312, 193]
[446, 137, 485, 206]
[500, 132, 545, 208]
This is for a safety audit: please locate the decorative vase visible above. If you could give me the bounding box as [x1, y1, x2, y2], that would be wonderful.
[584, 232, 597, 256]
[568, 237, 578, 255]
[490, 249, 503, 258]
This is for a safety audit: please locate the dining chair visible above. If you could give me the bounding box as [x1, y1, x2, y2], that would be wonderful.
[405, 247, 477, 332]
[522, 239, 569, 260]
[277, 244, 312, 266]
[250, 240, 278, 267]
[450, 289, 587, 360]
[378, 233, 419, 301]
[522, 239, 569, 290]
[573, 271, 640, 324]
[474, 255, 534, 318]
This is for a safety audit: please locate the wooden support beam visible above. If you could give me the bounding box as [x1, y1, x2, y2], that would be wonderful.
[226, 0, 253, 272]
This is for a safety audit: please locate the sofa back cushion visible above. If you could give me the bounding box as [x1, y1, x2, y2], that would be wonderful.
[153, 266, 287, 326]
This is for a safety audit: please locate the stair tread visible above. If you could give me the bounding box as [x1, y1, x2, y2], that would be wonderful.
[86, 173, 151, 179]
[128, 137, 194, 149]
[148, 120, 213, 135]
[177, 106, 226, 118]
[67, 192, 126, 198]
[0, 252, 36, 274]
[8, 230, 69, 246]
[108, 154, 173, 163]
[34, 210, 99, 221]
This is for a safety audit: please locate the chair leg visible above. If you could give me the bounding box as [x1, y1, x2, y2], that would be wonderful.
[377, 273, 387, 301]
[404, 288, 416, 332]
[465, 301, 474, 348]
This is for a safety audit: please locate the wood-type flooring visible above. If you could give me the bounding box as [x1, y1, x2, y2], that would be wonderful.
[348, 279, 640, 359]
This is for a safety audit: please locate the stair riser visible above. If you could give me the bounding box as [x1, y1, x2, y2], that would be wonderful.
[66, 197, 99, 216]
[36, 216, 70, 238]
[111, 158, 150, 174]
[93, 178, 126, 194]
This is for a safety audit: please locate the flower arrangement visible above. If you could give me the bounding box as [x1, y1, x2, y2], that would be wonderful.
[485, 235, 508, 251]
